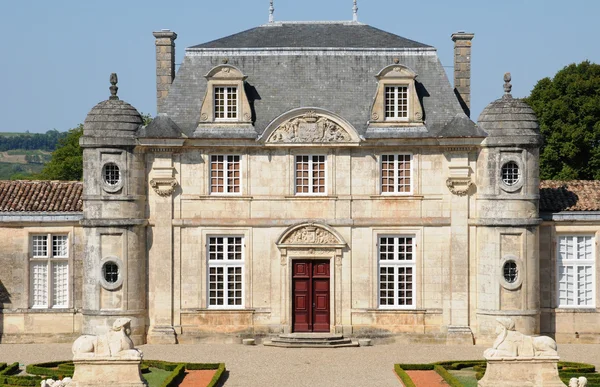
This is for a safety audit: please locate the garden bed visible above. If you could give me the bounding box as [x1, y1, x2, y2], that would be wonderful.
[0, 360, 225, 387]
[395, 360, 600, 387]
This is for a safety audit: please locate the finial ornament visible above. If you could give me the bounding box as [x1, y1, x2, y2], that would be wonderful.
[353, 0, 358, 22]
[109, 73, 119, 100]
[269, 0, 274, 23]
[503, 72, 512, 96]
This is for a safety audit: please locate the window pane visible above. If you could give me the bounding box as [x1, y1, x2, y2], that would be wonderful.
[52, 235, 68, 257]
[33, 235, 48, 257]
[208, 236, 244, 308]
[52, 261, 68, 307]
[31, 262, 48, 307]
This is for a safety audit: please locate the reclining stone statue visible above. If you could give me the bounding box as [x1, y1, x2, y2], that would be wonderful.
[483, 317, 558, 358]
[72, 317, 142, 360]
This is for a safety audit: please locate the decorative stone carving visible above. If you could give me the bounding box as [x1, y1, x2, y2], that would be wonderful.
[283, 226, 339, 245]
[446, 177, 473, 196]
[150, 177, 178, 197]
[478, 318, 566, 387]
[484, 317, 557, 358]
[72, 318, 142, 360]
[569, 377, 588, 387]
[268, 112, 351, 143]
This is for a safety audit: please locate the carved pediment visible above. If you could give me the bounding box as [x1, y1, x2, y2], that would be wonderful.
[283, 226, 338, 244]
[267, 111, 353, 144]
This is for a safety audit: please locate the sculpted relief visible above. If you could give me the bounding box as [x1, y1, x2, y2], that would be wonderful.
[283, 226, 339, 245]
[268, 111, 352, 143]
[484, 317, 558, 358]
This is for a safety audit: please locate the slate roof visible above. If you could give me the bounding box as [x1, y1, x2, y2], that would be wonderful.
[0, 181, 83, 212]
[191, 22, 432, 49]
[164, 22, 479, 139]
[540, 180, 600, 212]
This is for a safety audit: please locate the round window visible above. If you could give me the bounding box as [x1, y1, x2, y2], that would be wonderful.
[102, 261, 119, 284]
[102, 163, 121, 186]
[503, 260, 518, 284]
[501, 161, 520, 186]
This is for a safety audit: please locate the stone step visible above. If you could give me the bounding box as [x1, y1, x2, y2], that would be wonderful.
[263, 339, 359, 348]
[270, 337, 353, 346]
[277, 333, 344, 341]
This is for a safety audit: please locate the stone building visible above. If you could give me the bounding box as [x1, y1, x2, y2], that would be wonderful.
[0, 18, 599, 345]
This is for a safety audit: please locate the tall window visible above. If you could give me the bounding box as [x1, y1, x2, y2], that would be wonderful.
[295, 155, 326, 194]
[210, 155, 241, 194]
[207, 236, 244, 308]
[30, 234, 69, 308]
[214, 86, 238, 120]
[385, 85, 409, 120]
[557, 235, 595, 307]
[381, 154, 412, 194]
[378, 236, 415, 308]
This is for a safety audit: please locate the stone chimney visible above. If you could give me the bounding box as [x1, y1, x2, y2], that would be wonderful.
[451, 32, 474, 117]
[153, 29, 177, 114]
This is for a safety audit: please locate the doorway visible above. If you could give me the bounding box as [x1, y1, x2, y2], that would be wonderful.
[292, 260, 330, 332]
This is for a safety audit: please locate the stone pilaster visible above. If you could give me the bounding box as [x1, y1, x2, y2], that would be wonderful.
[451, 32, 474, 117]
[153, 30, 177, 114]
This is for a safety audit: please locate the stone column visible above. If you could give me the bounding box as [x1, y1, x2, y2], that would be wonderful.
[153, 30, 177, 114]
[445, 149, 475, 344]
[147, 153, 177, 344]
[451, 32, 474, 117]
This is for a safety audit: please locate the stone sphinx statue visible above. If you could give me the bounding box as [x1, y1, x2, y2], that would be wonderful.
[484, 317, 558, 358]
[72, 318, 142, 360]
[569, 377, 588, 387]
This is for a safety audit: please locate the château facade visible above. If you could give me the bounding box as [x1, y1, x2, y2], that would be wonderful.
[0, 20, 599, 345]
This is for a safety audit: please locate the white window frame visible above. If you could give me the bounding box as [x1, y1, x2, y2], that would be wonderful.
[209, 155, 242, 195]
[30, 233, 69, 309]
[214, 86, 238, 121]
[207, 236, 245, 309]
[557, 235, 596, 308]
[378, 235, 416, 309]
[380, 154, 413, 195]
[384, 84, 410, 121]
[295, 155, 327, 196]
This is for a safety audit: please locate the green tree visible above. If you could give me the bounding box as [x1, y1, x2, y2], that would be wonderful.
[37, 125, 83, 181]
[525, 61, 600, 180]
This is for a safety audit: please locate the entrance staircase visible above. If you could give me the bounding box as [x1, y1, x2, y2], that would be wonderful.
[263, 333, 359, 348]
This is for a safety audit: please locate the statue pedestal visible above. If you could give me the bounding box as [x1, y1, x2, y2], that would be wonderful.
[69, 356, 147, 387]
[478, 356, 566, 387]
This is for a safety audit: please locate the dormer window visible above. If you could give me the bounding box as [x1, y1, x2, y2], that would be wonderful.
[370, 64, 423, 126]
[214, 86, 238, 120]
[385, 86, 409, 120]
[198, 65, 252, 125]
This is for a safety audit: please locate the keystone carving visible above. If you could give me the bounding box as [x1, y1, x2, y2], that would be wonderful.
[446, 177, 473, 196]
[150, 177, 178, 197]
[268, 112, 351, 143]
[283, 226, 339, 245]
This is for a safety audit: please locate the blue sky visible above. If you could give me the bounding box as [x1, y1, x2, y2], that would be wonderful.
[1, 0, 599, 133]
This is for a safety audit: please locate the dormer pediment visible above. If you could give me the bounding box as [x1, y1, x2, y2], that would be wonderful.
[259, 108, 362, 146]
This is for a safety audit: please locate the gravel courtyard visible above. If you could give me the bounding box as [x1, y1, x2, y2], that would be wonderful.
[1, 343, 599, 386]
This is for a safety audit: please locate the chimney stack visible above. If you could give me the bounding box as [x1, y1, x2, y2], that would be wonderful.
[451, 32, 474, 117]
[153, 29, 177, 114]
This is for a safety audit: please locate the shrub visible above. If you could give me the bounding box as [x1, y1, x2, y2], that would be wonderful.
[434, 365, 463, 387]
[394, 364, 416, 387]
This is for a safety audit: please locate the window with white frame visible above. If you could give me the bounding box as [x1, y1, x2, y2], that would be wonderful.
[378, 235, 415, 308]
[385, 85, 409, 120]
[30, 234, 69, 308]
[210, 155, 241, 194]
[557, 235, 596, 307]
[381, 154, 412, 194]
[207, 236, 244, 308]
[214, 86, 238, 120]
[295, 155, 326, 194]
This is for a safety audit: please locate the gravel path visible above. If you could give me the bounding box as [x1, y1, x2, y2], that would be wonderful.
[1, 343, 599, 386]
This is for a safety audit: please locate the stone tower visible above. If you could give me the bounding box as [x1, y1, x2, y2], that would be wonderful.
[475, 74, 542, 340]
[79, 74, 148, 344]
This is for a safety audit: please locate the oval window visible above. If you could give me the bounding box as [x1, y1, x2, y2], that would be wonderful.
[102, 162, 121, 186]
[102, 261, 119, 284]
[503, 260, 518, 284]
[501, 161, 520, 186]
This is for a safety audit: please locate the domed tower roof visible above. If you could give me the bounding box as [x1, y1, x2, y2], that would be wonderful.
[83, 73, 143, 139]
[478, 73, 541, 147]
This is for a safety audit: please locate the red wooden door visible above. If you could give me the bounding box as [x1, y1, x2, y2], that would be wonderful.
[292, 260, 330, 332]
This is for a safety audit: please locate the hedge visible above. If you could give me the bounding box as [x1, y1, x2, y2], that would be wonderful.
[434, 365, 463, 387]
[205, 363, 226, 387]
[394, 364, 416, 387]
[161, 363, 185, 387]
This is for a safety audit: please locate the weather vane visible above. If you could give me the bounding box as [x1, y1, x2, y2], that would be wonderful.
[353, 0, 358, 22]
[269, 0, 274, 23]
